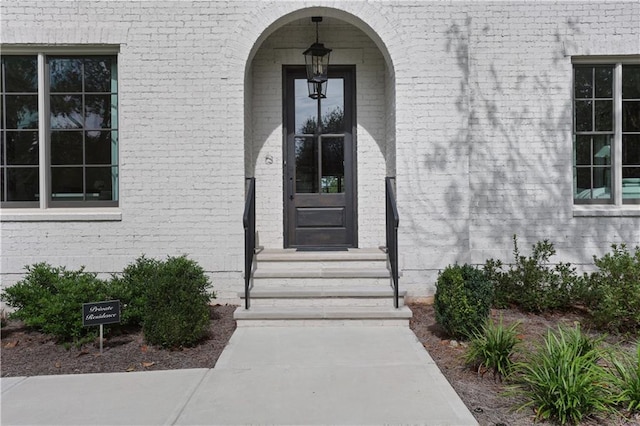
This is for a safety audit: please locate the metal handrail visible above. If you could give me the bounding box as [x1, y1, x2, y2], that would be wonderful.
[385, 177, 400, 308]
[243, 178, 256, 309]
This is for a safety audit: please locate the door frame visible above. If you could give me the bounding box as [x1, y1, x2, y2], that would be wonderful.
[282, 65, 358, 248]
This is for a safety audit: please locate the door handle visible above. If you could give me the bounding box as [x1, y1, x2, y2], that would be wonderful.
[289, 177, 294, 200]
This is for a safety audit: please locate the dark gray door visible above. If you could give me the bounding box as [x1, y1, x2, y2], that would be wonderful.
[284, 66, 356, 248]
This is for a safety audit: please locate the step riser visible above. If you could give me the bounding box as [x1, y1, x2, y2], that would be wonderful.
[256, 260, 388, 270]
[244, 298, 404, 308]
[236, 319, 409, 327]
[252, 277, 392, 287]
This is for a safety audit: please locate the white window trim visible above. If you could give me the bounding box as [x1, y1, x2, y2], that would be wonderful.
[0, 208, 122, 222]
[1, 46, 122, 221]
[572, 55, 640, 217]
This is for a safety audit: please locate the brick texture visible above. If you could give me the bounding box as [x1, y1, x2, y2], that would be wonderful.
[1, 1, 638, 301]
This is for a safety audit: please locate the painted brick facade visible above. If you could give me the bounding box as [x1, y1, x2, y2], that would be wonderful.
[1, 1, 639, 301]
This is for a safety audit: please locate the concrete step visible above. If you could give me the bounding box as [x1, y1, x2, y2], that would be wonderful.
[257, 248, 387, 262]
[233, 305, 413, 327]
[253, 268, 390, 279]
[240, 287, 406, 308]
[255, 248, 389, 270]
[251, 276, 392, 288]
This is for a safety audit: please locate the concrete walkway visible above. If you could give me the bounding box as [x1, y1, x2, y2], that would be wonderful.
[1, 326, 478, 425]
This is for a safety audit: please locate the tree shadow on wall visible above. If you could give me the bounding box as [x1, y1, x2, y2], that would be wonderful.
[402, 15, 628, 267]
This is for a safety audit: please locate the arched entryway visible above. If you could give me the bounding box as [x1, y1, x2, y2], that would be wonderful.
[244, 8, 396, 250]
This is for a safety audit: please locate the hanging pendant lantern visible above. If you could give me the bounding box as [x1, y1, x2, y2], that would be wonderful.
[303, 16, 331, 99]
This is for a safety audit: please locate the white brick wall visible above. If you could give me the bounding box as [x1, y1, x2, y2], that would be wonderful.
[1, 1, 638, 301]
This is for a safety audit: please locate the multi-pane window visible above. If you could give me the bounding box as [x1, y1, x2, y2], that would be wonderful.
[1, 56, 39, 206]
[0, 54, 118, 208]
[573, 61, 640, 204]
[622, 65, 640, 203]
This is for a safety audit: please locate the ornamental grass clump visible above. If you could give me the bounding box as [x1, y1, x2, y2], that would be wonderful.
[609, 343, 640, 413]
[465, 316, 521, 381]
[510, 324, 614, 425]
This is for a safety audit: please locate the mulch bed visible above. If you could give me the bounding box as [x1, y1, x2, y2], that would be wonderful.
[1, 304, 237, 377]
[2, 302, 638, 425]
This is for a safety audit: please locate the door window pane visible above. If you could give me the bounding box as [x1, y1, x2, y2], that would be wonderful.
[321, 137, 344, 193]
[295, 136, 318, 193]
[294, 79, 317, 134]
[321, 79, 344, 133]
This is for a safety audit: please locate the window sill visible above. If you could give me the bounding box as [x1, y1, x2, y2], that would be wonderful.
[573, 205, 640, 217]
[0, 208, 122, 222]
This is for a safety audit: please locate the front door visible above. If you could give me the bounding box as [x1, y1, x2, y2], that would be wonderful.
[284, 66, 357, 248]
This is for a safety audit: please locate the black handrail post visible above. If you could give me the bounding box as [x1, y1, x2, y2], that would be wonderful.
[385, 177, 400, 309]
[243, 178, 256, 310]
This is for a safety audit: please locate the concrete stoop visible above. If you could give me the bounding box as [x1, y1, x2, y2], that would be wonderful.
[235, 248, 411, 326]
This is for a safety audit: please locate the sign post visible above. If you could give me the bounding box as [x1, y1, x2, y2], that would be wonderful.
[82, 300, 121, 354]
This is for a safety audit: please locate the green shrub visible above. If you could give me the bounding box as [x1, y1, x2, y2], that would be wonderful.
[110, 256, 160, 327]
[583, 244, 640, 335]
[609, 343, 640, 413]
[1, 263, 110, 343]
[142, 255, 212, 348]
[511, 325, 614, 425]
[434, 264, 493, 340]
[486, 235, 578, 313]
[465, 316, 521, 381]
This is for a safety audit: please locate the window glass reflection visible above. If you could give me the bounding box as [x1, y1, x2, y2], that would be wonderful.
[295, 136, 317, 193]
[622, 66, 640, 99]
[51, 167, 83, 201]
[295, 79, 317, 134]
[51, 95, 83, 129]
[6, 167, 39, 201]
[85, 131, 113, 164]
[51, 131, 83, 165]
[5, 131, 38, 165]
[574, 68, 592, 98]
[4, 56, 37, 93]
[321, 137, 344, 193]
[50, 58, 83, 92]
[594, 67, 613, 98]
[85, 166, 114, 200]
[84, 58, 113, 92]
[5, 95, 38, 129]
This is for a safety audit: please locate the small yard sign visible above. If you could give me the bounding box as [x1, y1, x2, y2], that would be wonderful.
[83, 300, 121, 326]
[83, 300, 121, 353]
